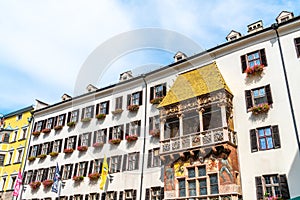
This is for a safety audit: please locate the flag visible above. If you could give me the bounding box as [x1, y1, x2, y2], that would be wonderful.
[13, 170, 22, 197]
[51, 163, 60, 193]
[100, 156, 109, 190]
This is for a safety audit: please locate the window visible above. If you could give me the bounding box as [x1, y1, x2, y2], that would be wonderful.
[106, 191, 117, 200]
[30, 145, 39, 157]
[149, 115, 160, 135]
[0, 155, 5, 166]
[210, 174, 219, 194]
[127, 91, 143, 106]
[110, 155, 122, 173]
[62, 164, 73, 180]
[127, 152, 140, 171]
[250, 125, 281, 152]
[72, 195, 83, 200]
[5, 151, 13, 165]
[87, 193, 100, 200]
[109, 125, 124, 140]
[48, 166, 56, 180]
[115, 96, 123, 110]
[294, 37, 300, 57]
[3, 133, 10, 143]
[57, 114, 66, 126]
[36, 121, 43, 132]
[21, 128, 27, 139]
[25, 171, 32, 184]
[241, 49, 267, 73]
[255, 174, 290, 199]
[15, 149, 23, 163]
[77, 161, 88, 176]
[96, 101, 110, 115]
[125, 120, 141, 137]
[178, 179, 186, 197]
[41, 143, 49, 155]
[51, 139, 63, 153]
[78, 132, 91, 146]
[147, 148, 160, 168]
[150, 83, 166, 101]
[82, 105, 94, 119]
[11, 130, 18, 142]
[16, 114, 22, 121]
[164, 117, 179, 139]
[46, 118, 54, 129]
[64, 136, 77, 150]
[145, 187, 163, 200]
[1, 177, 6, 191]
[183, 111, 200, 134]
[36, 169, 44, 181]
[94, 129, 107, 144]
[67, 109, 79, 123]
[92, 159, 102, 173]
[124, 190, 136, 200]
[10, 176, 17, 190]
[245, 85, 273, 111]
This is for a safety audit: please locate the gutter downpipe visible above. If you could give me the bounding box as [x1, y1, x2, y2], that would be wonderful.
[139, 74, 148, 200]
[271, 23, 300, 154]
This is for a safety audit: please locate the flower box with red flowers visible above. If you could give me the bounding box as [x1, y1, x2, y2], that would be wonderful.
[37, 154, 47, 159]
[93, 142, 104, 148]
[111, 108, 123, 115]
[96, 113, 106, 120]
[63, 148, 74, 154]
[42, 179, 54, 187]
[50, 152, 59, 157]
[32, 131, 41, 136]
[29, 181, 41, 189]
[149, 129, 160, 137]
[109, 138, 121, 145]
[245, 64, 264, 76]
[73, 175, 84, 181]
[126, 135, 138, 142]
[127, 105, 139, 112]
[67, 121, 76, 127]
[88, 172, 100, 180]
[77, 145, 88, 152]
[150, 97, 164, 105]
[41, 128, 51, 134]
[28, 156, 36, 161]
[249, 103, 270, 115]
[81, 117, 91, 122]
[54, 125, 63, 131]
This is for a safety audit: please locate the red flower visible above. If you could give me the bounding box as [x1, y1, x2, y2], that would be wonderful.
[77, 146, 88, 151]
[126, 135, 138, 142]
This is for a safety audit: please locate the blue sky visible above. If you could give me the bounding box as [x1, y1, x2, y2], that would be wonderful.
[0, 0, 299, 114]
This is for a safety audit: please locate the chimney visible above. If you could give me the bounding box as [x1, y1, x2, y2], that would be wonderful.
[247, 20, 263, 34]
[119, 71, 133, 82]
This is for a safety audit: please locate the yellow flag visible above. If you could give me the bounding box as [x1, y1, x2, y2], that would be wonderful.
[100, 156, 109, 190]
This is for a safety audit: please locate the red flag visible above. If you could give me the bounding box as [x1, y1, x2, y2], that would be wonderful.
[13, 170, 22, 197]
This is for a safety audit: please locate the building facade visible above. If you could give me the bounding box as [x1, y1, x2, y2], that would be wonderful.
[21, 11, 300, 200]
[0, 106, 34, 200]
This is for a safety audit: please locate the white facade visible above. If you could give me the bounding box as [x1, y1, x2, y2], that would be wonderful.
[21, 12, 300, 200]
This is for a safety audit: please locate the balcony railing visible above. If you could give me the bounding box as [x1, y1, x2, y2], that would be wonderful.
[160, 127, 237, 154]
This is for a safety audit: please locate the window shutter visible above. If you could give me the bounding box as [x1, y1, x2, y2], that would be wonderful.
[75, 109, 79, 122]
[48, 142, 52, 154]
[122, 154, 127, 171]
[42, 119, 47, 129]
[163, 83, 167, 96]
[53, 117, 57, 127]
[109, 127, 113, 140]
[73, 136, 77, 149]
[147, 150, 152, 168]
[42, 168, 49, 181]
[250, 129, 258, 152]
[132, 190, 137, 200]
[126, 123, 130, 137]
[22, 171, 27, 183]
[88, 132, 92, 146]
[81, 108, 85, 119]
[119, 191, 123, 200]
[78, 135, 82, 147]
[106, 101, 110, 114]
[101, 193, 106, 200]
[64, 138, 68, 150]
[73, 163, 78, 177]
[255, 176, 263, 200]
[145, 188, 150, 200]
[107, 157, 110, 170]
[96, 193, 100, 199]
[62, 114, 66, 126]
[260, 49, 267, 66]
[89, 160, 94, 174]
[37, 144, 42, 155]
[120, 125, 124, 140]
[135, 152, 140, 170]
[91, 105, 95, 118]
[150, 86, 154, 101]
[58, 139, 63, 152]
[272, 125, 281, 149]
[117, 155, 122, 172]
[93, 131, 97, 144]
[67, 112, 71, 123]
[265, 85, 273, 105]
[60, 166, 64, 177]
[127, 94, 131, 106]
[50, 117, 55, 129]
[68, 164, 73, 179]
[245, 90, 253, 110]
[96, 104, 100, 115]
[113, 192, 117, 200]
[279, 174, 290, 199]
[29, 146, 32, 156]
[32, 170, 37, 181]
[139, 91, 143, 105]
[84, 162, 88, 176]
[103, 129, 107, 143]
[84, 194, 89, 200]
[149, 117, 153, 131]
[241, 55, 247, 73]
[137, 120, 141, 137]
[33, 122, 37, 132]
[160, 187, 164, 200]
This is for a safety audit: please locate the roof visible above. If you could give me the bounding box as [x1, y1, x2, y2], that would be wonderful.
[3, 105, 34, 118]
[158, 62, 232, 108]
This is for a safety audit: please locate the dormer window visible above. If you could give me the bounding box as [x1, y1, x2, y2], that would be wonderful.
[174, 51, 187, 62]
[226, 30, 242, 41]
[276, 11, 294, 24]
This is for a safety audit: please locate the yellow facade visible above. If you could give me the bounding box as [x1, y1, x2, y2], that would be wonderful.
[0, 106, 33, 199]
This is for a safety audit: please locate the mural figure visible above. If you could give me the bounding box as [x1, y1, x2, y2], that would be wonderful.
[165, 167, 175, 190]
[219, 153, 233, 183]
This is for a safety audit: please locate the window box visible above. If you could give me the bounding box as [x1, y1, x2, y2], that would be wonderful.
[77, 146, 88, 152]
[32, 131, 41, 137]
[67, 121, 76, 127]
[54, 125, 63, 131]
[73, 175, 84, 182]
[49, 152, 59, 157]
[150, 97, 164, 105]
[88, 172, 100, 180]
[126, 135, 138, 142]
[249, 103, 270, 115]
[28, 156, 36, 161]
[111, 109, 123, 115]
[127, 105, 139, 112]
[42, 179, 54, 187]
[63, 148, 74, 154]
[149, 129, 160, 137]
[81, 117, 91, 122]
[93, 142, 104, 148]
[109, 138, 121, 145]
[41, 128, 51, 134]
[245, 64, 264, 76]
[96, 113, 106, 120]
[37, 154, 47, 159]
[29, 181, 41, 189]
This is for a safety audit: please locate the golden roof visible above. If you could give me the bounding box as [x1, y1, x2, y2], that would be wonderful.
[158, 62, 232, 108]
